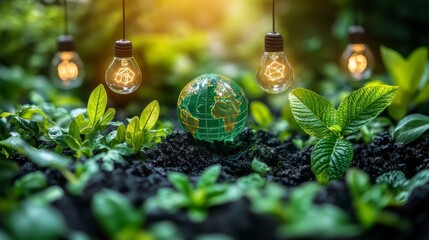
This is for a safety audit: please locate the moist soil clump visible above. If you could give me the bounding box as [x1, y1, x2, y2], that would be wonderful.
[8, 129, 429, 239]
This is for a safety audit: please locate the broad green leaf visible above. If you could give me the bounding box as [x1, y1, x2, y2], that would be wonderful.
[68, 119, 80, 140]
[87, 84, 107, 126]
[100, 108, 115, 126]
[140, 100, 160, 130]
[407, 47, 428, 94]
[409, 169, 429, 189]
[13, 171, 46, 198]
[393, 114, 429, 144]
[289, 88, 337, 138]
[92, 190, 143, 235]
[168, 172, 192, 195]
[6, 204, 65, 240]
[376, 170, 408, 188]
[74, 114, 90, 133]
[125, 117, 140, 147]
[27, 186, 64, 205]
[380, 46, 408, 91]
[19, 105, 47, 119]
[116, 124, 126, 143]
[15, 117, 39, 135]
[338, 85, 398, 135]
[198, 165, 221, 188]
[311, 138, 354, 184]
[65, 136, 81, 151]
[132, 132, 145, 151]
[415, 83, 429, 105]
[250, 101, 274, 128]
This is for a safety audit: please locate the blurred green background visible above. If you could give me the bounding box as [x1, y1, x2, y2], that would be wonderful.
[1, 0, 429, 116]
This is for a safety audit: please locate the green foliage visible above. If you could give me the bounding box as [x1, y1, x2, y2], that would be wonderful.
[289, 86, 398, 184]
[251, 158, 271, 176]
[248, 182, 360, 238]
[393, 114, 429, 144]
[92, 190, 182, 240]
[376, 170, 429, 204]
[380, 46, 429, 120]
[346, 169, 406, 230]
[146, 165, 239, 222]
[4, 203, 66, 240]
[250, 101, 274, 129]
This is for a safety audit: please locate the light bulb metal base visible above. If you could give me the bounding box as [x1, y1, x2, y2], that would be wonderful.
[348, 25, 366, 44]
[264, 32, 284, 52]
[57, 35, 75, 52]
[114, 39, 133, 58]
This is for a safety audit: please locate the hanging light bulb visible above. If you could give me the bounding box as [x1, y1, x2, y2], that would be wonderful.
[341, 26, 374, 81]
[256, 0, 294, 94]
[105, 40, 142, 94]
[50, 35, 85, 89]
[105, 0, 142, 94]
[50, 0, 84, 89]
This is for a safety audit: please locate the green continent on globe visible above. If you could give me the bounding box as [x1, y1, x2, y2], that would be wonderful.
[177, 74, 248, 142]
[211, 83, 242, 133]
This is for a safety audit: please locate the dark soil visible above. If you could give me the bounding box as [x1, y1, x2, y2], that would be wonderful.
[7, 129, 429, 239]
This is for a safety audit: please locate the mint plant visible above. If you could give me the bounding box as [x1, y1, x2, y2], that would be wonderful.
[380, 46, 429, 120]
[393, 113, 429, 144]
[289, 85, 398, 184]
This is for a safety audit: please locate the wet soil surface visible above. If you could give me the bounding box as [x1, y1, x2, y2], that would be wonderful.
[8, 130, 429, 239]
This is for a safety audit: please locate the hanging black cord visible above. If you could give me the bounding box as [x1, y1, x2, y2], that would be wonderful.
[122, 0, 126, 40]
[353, 0, 359, 25]
[272, 0, 276, 32]
[63, 0, 68, 35]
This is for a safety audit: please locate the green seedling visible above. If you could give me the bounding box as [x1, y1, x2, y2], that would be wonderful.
[289, 85, 398, 184]
[92, 189, 182, 240]
[145, 165, 239, 222]
[380, 46, 429, 120]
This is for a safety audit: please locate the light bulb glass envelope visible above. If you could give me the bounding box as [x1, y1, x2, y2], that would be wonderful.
[105, 40, 142, 94]
[341, 26, 374, 81]
[256, 32, 294, 94]
[50, 36, 85, 89]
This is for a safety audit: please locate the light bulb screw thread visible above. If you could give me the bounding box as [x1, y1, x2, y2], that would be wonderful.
[114, 39, 133, 58]
[57, 35, 75, 51]
[264, 32, 284, 52]
[347, 25, 366, 44]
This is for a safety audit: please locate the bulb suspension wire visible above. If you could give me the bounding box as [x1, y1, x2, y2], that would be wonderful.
[122, 0, 126, 40]
[353, 0, 359, 25]
[272, 0, 276, 32]
[63, 0, 68, 35]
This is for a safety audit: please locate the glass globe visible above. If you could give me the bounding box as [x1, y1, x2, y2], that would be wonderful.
[177, 74, 248, 142]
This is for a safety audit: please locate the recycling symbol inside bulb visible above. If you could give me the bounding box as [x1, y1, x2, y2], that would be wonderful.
[114, 67, 135, 86]
[264, 61, 286, 81]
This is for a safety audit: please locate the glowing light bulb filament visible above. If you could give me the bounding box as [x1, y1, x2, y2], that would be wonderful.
[348, 53, 368, 74]
[264, 61, 286, 81]
[114, 67, 135, 86]
[58, 61, 78, 81]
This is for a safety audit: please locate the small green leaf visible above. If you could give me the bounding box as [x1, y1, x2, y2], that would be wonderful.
[312, 138, 354, 184]
[27, 186, 64, 205]
[6, 204, 65, 240]
[126, 117, 140, 147]
[250, 101, 274, 128]
[346, 168, 370, 197]
[338, 85, 398, 135]
[415, 83, 429, 105]
[13, 171, 46, 198]
[114, 124, 126, 145]
[376, 171, 408, 188]
[168, 172, 192, 195]
[289, 88, 337, 138]
[132, 131, 145, 151]
[100, 108, 115, 126]
[198, 165, 221, 188]
[393, 114, 429, 144]
[251, 158, 271, 176]
[87, 84, 107, 126]
[15, 117, 39, 135]
[65, 136, 81, 151]
[69, 119, 80, 140]
[140, 100, 160, 130]
[92, 190, 142, 235]
[74, 114, 90, 132]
